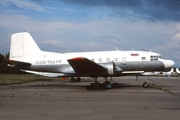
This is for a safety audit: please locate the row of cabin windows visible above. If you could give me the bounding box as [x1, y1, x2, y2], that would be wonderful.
[91, 56, 161, 62]
[91, 58, 119, 62]
[92, 57, 150, 62]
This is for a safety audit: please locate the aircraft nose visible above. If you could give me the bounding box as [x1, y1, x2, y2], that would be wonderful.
[163, 60, 175, 69]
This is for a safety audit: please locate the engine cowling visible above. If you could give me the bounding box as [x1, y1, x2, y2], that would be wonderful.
[101, 62, 123, 75]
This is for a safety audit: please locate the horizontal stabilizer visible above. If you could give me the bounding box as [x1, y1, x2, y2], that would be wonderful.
[5, 59, 31, 68]
[20, 69, 64, 77]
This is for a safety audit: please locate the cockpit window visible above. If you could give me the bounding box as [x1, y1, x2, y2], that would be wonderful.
[150, 56, 158, 61]
[158, 56, 162, 59]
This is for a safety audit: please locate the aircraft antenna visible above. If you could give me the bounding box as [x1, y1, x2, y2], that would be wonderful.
[114, 46, 119, 51]
[132, 48, 134, 51]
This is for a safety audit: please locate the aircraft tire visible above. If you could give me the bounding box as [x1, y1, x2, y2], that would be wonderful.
[109, 78, 113, 82]
[70, 77, 75, 82]
[93, 83, 100, 89]
[143, 82, 149, 88]
[76, 77, 81, 82]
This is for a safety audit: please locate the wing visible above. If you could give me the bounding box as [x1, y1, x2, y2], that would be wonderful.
[67, 57, 107, 75]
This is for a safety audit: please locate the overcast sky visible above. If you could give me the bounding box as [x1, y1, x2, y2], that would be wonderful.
[0, 0, 180, 67]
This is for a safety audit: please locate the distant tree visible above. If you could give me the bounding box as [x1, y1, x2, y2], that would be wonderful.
[5, 52, 9, 59]
[0, 53, 5, 73]
[0, 52, 22, 74]
[0, 53, 4, 63]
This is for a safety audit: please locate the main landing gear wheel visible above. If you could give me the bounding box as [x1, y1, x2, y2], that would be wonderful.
[109, 78, 113, 82]
[91, 83, 100, 89]
[70, 77, 75, 82]
[143, 82, 149, 88]
[70, 77, 81, 82]
[94, 83, 100, 89]
[76, 77, 81, 82]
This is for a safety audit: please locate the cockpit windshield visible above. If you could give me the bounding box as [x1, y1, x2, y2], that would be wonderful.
[150, 55, 161, 61]
[158, 56, 162, 59]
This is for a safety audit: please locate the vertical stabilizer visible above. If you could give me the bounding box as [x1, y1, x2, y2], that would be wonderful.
[10, 32, 41, 60]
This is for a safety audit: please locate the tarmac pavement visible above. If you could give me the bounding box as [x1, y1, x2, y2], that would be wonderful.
[0, 76, 180, 120]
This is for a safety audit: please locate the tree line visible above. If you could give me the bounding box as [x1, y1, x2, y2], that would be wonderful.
[0, 53, 22, 74]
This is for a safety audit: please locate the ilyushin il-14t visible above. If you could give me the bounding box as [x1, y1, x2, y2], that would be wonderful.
[7, 32, 175, 88]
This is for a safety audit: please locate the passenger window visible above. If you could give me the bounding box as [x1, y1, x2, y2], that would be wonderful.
[99, 58, 102, 62]
[114, 58, 118, 62]
[106, 58, 110, 62]
[142, 57, 146, 60]
[150, 56, 153, 61]
[91, 59, 95, 61]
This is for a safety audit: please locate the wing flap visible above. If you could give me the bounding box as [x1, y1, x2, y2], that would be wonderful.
[67, 57, 107, 74]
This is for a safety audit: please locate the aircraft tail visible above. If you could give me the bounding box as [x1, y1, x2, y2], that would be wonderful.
[10, 32, 41, 60]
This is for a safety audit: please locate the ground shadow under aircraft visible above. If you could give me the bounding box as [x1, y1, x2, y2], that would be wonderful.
[15, 81, 147, 90]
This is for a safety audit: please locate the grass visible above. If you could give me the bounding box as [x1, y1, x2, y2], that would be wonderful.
[151, 82, 180, 97]
[0, 74, 60, 85]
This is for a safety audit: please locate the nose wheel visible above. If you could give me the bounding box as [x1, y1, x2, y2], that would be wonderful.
[143, 82, 149, 88]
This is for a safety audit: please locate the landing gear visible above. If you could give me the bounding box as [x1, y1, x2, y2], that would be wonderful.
[70, 77, 81, 82]
[93, 83, 100, 89]
[103, 77, 112, 88]
[143, 82, 149, 88]
[76, 77, 81, 82]
[135, 75, 150, 88]
[70, 77, 75, 82]
[91, 77, 100, 89]
[109, 77, 113, 82]
[142, 78, 150, 88]
[90, 77, 113, 89]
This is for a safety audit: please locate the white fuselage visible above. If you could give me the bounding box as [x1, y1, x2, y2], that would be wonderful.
[22, 50, 160, 65]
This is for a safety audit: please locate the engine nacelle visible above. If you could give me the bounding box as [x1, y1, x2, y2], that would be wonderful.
[101, 62, 123, 75]
[105, 62, 114, 75]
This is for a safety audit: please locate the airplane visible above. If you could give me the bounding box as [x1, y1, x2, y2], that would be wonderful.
[142, 71, 160, 76]
[6, 32, 175, 88]
[142, 68, 174, 76]
[176, 68, 180, 74]
[161, 68, 174, 77]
